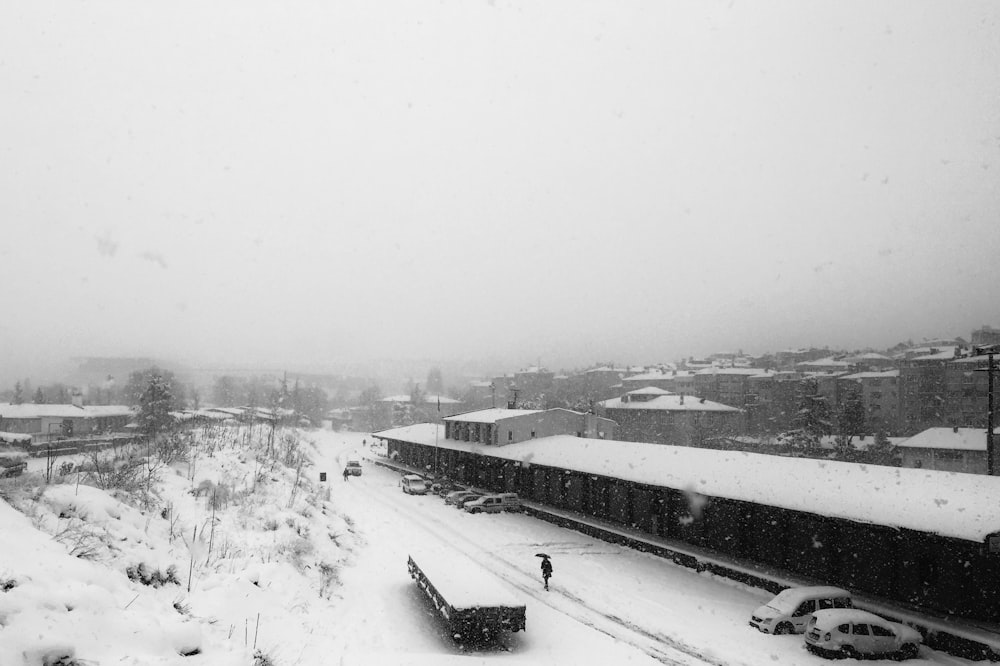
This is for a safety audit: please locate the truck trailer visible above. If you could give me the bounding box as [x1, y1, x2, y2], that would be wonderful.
[407, 552, 526, 641]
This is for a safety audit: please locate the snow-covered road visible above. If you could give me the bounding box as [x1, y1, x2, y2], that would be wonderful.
[307, 430, 959, 666]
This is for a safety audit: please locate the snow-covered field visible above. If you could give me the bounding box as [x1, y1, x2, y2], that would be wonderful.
[0, 427, 973, 666]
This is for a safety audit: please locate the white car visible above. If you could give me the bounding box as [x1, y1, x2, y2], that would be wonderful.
[400, 474, 429, 495]
[749, 586, 852, 635]
[463, 493, 521, 514]
[804, 608, 922, 660]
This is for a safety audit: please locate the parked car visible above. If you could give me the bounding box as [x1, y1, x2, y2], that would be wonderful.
[749, 586, 852, 635]
[345, 460, 362, 476]
[400, 474, 429, 495]
[463, 493, 521, 514]
[444, 490, 480, 506]
[431, 479, 460, 496]
[804, 608, 922, 660]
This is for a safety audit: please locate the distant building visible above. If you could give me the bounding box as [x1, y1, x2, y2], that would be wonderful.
[693, 367, 771, 409]
[897, 426, 998, 475]
[971, 325, 1000, 348]
[898, 347, 960, 435]
[0, 403, 133, 443]
[621, 370, 695, 394]
[597, 389, 744, 447]
[837, 370, 901, 434]
[511, 366, 555, 403]
[443, 408, 616, 445]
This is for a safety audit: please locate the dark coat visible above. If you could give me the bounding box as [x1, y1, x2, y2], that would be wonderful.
[540, 558, 553, 577]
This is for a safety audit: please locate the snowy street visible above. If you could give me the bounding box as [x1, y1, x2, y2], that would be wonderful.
[307, 430, 961, 666]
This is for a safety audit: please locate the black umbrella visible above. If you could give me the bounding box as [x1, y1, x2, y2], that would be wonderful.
[534, 553, 550, 559]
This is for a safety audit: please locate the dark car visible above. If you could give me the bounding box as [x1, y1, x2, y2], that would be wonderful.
[432, 480, 461, 496]
[454, 492, 484, 508]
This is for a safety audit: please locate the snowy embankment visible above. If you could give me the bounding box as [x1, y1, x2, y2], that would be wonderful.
[0, 425, 360, 666]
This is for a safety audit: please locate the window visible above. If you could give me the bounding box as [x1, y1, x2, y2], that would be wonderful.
[838, 624, 850, 634]
[834, 597, 851, 609]
[507, 431, 513, 442]
[871, 625, 894, 637]
[530, 430, 536, 438]
[818, 598, 835, 610]
[793, 601, 814, 617]
[852, 624, 870, 635]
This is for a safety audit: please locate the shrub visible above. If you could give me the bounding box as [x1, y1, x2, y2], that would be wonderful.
[125, 562, 180, 587]
[253, 649, 277, 666]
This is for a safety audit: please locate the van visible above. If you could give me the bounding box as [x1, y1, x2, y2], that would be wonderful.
[463, 493, 521, 514]
[749, 586, 852, 634]
[400, 474, 429, 495]
[345, 460, 362, 476]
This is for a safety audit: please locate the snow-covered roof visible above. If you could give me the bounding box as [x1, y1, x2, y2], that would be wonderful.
[443, 408, 542, 424]
[380, 394, 461, 405]
[843, 353, 893, 362]
[376, 425, 1000, 543]
[0, 403, 132, 419]
[695, 367, 769, 376]
[190, 409, 230, 420]
[0, 431, 33, 444]
[839, 370, 900, 380]
[897, 427, 998, 452]
[626, 387, 674, 396]
[408, 547, 524, 610]
[795, 357, 851, 368]
[908, 347, 960, 361]
[599, 394, 741, 413]
[207, 407, 244, 416]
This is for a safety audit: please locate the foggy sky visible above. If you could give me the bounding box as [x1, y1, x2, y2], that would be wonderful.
[1, 0, 998, 379]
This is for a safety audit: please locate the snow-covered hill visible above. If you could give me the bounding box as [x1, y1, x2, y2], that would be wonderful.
[0, 425, 360, 666]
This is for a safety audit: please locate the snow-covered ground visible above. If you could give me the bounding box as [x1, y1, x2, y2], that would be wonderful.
[0, 427, 975, 665]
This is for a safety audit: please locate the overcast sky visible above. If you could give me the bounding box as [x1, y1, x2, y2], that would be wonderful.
[1, 0, 998, 379]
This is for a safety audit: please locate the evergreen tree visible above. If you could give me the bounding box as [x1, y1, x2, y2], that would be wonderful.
[426, 367, 445, 396]
[836, 393, 866, 446]
[864, 429, 899, 467]
[359, 386, 383, 431]
[12, 381, 23, 405]
[212, 375, 241, 407]
[32, 387, 45, 404]
[137, 373, 175, 439]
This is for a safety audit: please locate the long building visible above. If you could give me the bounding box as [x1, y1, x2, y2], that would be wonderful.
[375, 421, 1000, 635]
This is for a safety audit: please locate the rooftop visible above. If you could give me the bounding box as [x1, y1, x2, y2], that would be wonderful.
[373, 424, 1000, 544]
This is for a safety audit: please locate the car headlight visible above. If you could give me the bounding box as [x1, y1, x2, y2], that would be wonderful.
[760, 618, 772, 624]
[824, 632, 831, 641]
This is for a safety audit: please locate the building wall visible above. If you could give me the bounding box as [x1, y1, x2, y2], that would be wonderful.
[900, 448, 987, 474]
[495, 410, 616, 444]
[601, 407, 743, 447]
[384, 436, 1000, 629]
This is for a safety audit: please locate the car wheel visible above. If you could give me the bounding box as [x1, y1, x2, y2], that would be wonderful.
[775, 622, 794, 635]
[898, 643, 919, 660]
[841, 645, 859, 660]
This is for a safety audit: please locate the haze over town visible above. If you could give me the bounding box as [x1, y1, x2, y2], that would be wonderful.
[1, 0, 998, 383]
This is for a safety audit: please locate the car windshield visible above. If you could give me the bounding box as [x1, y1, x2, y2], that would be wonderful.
[765, 590, 802, 613]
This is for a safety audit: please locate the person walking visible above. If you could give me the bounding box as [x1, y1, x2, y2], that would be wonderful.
[540, 555, 553, 591]
[342, 468, 350, 482]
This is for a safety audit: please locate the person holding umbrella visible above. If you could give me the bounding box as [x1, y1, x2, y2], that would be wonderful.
[536, 553, 553, 590]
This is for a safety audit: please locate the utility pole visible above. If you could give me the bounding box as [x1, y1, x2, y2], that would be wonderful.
[988, 351, 996, 476]
[974, 345, 998, 475]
